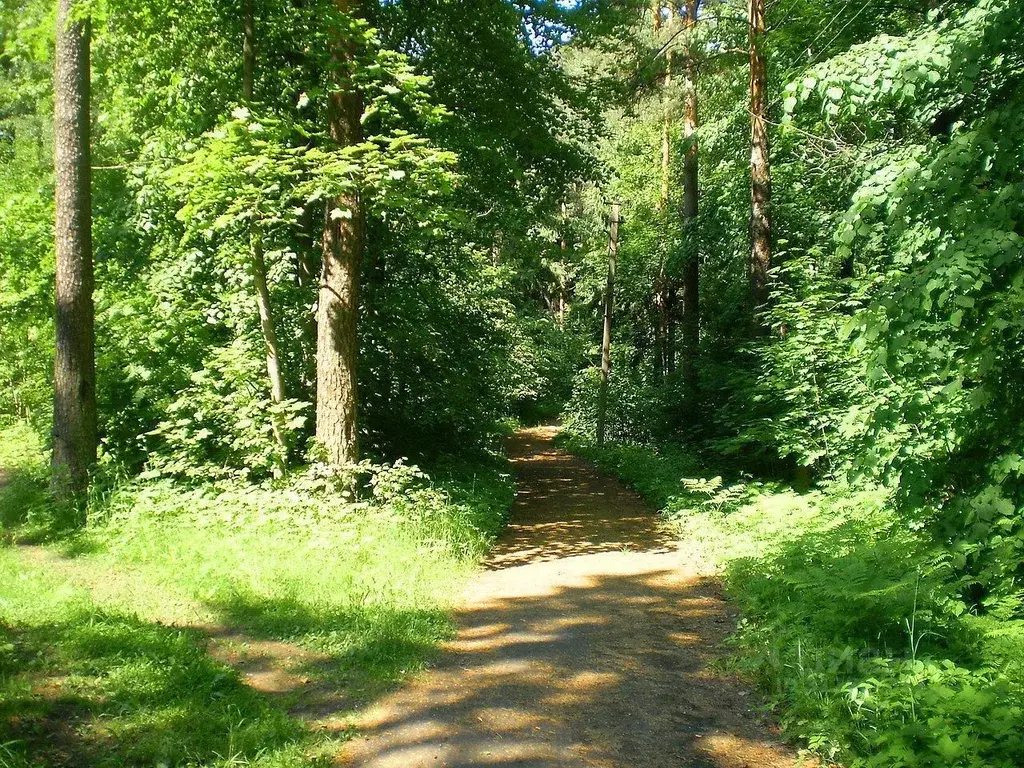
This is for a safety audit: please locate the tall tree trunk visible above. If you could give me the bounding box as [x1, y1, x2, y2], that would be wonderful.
[680, 0, 700, 386]
[52, 0, 96, 496]
[748, 0, 773, 325]
[316, 0, 364, 466]
[242, 0, 288, 472]
[596, 202, 620, 447]
[653, 1, 673, 380]
[558, 200, 568, 328]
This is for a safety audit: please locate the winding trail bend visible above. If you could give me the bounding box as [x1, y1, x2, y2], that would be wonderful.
[340, 426, 803, 768]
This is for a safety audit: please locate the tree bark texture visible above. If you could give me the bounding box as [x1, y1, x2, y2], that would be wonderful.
[748, 0, 773, 323]
[52, 0, 97, 496]
[316, 0, 364, 466]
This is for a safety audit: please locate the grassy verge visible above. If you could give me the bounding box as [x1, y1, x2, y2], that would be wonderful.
[0, 423, 512, 767]
[561, 433, 1024, 768]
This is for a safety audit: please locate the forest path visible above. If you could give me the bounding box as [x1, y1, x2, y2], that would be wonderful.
[339, 426, 804, 768]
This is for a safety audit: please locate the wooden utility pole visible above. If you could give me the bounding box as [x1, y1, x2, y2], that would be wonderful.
[680, 0, 700, 385]
[748, 0, 773, 326]
[316, 0, 365, 466]
[52, 0, 97, 496]
[597, 202, 620, 447]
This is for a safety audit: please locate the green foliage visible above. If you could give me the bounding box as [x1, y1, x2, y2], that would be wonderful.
[572, 436, 1024, 767]
[563, 0, 1024, 634]
[1, 0, 603, 474]
[5, 0, 1024, 763]
[0, 436, 512, 766]
[0, 0, 55, 432]
[143, 340, 311, 479]
[562, 364, 657, 444]
[0, 422, 51, 531]
[504, 313, 588, 423]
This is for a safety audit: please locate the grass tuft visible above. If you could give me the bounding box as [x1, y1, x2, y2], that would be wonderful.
[0, 424, 512, 767]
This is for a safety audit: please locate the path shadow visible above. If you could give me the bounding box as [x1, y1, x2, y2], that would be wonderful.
[342, 565, 797, 768]
[340, 427, 801, 767]
[0, 608, 306, 768]
[488, 428, 676, 570]
[198, 591, 453, 725]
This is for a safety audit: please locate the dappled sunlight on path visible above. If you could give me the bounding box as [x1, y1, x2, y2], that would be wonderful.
[339, 427, 804, 767]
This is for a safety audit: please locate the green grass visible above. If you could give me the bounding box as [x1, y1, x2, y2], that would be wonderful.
[563, 433, 1024, 768]
[0, 423, 512, 767]
[0, 556, 311, 767]
[0, 423, 69, 538]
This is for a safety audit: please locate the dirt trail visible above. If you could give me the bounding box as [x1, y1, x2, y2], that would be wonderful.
[339, 426, 804, 768]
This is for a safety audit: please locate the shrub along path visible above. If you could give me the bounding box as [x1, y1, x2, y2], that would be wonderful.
[339, 426, 804, 767]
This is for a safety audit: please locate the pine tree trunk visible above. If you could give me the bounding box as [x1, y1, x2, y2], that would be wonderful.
[52, 0, 96, 496]
[596, 203, 620, 447]
[748, 0, 773, 326]
[316, 0, 364, 466]
[680, 0, 700, 386]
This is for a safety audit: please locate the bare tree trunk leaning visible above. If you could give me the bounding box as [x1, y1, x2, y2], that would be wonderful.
[597, 202, 620, 447]
[680, 0, 700, 387]
[748, 0, 773, 327]
[52, 0, 97, 497]
[251, 230, 285, 409]
[316, 0, 364, 466]
[250, 227, 289, 473]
